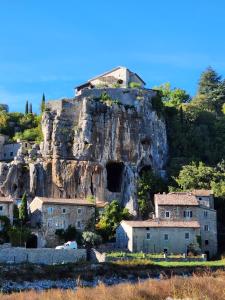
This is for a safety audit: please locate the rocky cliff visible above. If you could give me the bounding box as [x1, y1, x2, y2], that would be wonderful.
[0, 88, 167, 214]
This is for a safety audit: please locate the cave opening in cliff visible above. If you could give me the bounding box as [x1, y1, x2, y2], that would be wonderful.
[139, 165, 152, 177]
[106, 162, 124, 193]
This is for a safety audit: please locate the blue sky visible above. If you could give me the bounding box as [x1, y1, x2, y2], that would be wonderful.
[1, 0, 225, 113]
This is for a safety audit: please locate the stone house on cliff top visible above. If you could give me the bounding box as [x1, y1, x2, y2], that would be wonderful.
[75, 66, 146, 95]
[117, 190, 217, 258]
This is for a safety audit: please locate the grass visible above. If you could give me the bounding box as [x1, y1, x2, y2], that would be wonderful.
[2, 271, 225, 299]
[112, 258, 225, 268]
[106, 251, 203, 260]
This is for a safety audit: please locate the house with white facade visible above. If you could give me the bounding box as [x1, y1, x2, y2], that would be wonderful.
[116, 190, 217, 258]
[75, 66, 146, 95]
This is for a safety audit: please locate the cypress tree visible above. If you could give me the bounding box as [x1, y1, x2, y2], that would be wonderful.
[19, 192, 28, 224]
[29, 103, 33, 114]
[25, 101, 29, 114]
[41, 93, 46, 113]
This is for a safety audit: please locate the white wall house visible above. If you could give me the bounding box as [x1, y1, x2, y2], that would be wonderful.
[75, 66, 146, 95]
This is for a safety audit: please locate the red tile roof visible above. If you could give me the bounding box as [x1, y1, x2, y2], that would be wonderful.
[154, 193, 199, 206]
[191, 189, 213, 196]
[121, 220, 200, 228]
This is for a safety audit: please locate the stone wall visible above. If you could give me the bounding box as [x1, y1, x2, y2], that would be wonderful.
[0, 247, 86, 265]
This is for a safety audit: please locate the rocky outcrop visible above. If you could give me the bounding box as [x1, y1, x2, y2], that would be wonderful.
[0, 88, 168, 214]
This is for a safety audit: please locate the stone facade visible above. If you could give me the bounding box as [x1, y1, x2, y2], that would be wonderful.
[0, 246, 86, 265]
[116, 220, 200, 254]
[154, 191, 218, 257]
[0, 197, 13, 228]
[116, 190, 217, 258]
[30, 197, 95, 247]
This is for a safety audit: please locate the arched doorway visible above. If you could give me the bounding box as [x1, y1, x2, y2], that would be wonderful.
[26, 234, 38, 248]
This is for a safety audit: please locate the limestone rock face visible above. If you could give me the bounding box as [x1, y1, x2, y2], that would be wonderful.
[0, 88, 168, 214]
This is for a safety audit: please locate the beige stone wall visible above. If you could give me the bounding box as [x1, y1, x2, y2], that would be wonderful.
[156, 205, 198, 220]
[132, 227, 200, 254]
[196, 207, 217, 257]
[0, 202, 13, 225]
[40, 204, 95, 247]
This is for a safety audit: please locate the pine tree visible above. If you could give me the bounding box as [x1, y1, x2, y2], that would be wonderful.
[19, 192, 28, 224]
[198, 67, 221, 95]
[29, 103, 33, 114]
[25, 101, 29, 114]
[41, 93, 46, 113]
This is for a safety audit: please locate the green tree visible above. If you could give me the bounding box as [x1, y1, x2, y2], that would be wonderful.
[138, 170, 167, 219]
[19, 192, 28, 224]
[13, 204, 19, 225]
[41, 93, 46, 113]
[198, 67, 221, 95]
[96, 200, 131, 241]
[82, 231, 102, 247]
[29, 103, 33, 114]
[25, 101, 29, 114]
[8, 226, 31, 246]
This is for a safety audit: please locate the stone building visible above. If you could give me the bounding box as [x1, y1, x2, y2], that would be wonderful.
[0, 197, 14, 229]
[117, 190, 217, 258]
[117, 220, 200, 253]
[30, 197, 95, 247]
[75, 66, 146, 95]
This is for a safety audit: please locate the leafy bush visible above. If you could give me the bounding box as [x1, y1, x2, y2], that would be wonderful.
[8, 226, 31, 247]
[55, 225, 82, 245]
[82, 231, 102, 247]
[129, 82, 142, 88]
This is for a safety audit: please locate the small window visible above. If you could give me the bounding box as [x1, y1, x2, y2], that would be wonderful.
[164, 234, 169, 241]
[47, 219, 53, 228]
[185, 232, 189, 239]
[62, 208, 66, 214]
[199, 197, 202, 200]
[184, 210, 192, 218]
[165, 211, 170, 218]
[4, 153, 6, 157]
[77, 208, 82, 214]
[204, 225, 209, 231]
[204, 211, 208, 218]
[146, 227, 150, 231]
[205, 240, 209, 245]
[10, 152, 13, 157]
[146, 232, 151, 240]
[164, 248, 168, 254]
[77, 221, 81, 229]
[47, 207, 53, 215]
[0, 206, 2, 211]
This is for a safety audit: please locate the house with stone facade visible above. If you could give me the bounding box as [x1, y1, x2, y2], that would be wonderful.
[30, 197, 95, 247]
[116, 190, 217, 258]
[0, 197, 14, 230]
[75, 66, 146, 95]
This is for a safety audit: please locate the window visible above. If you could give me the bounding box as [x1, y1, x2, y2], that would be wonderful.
[204, 211, 208, 218]
[199, 197, 202, 200]
[47, 207, 53, 215]
[205, 240, 209, 246]
[185, 232, 189, 239]
[183, 210, 193, 218]
[47, 219, 53, 228]
[164, 234, 169, 241]
[146, 227, 150, 231]
[10, 152, 13, 157]
[204, 225, 209, 231]
[146, 232, 151, 240]
[77, 221, 81, 229]
[165, 211, 170, 218]
[62, 208, 67, 214]
[0, 206, 2, 211]
[77, 208, 82, 214]
[56, 219, 65, 229]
